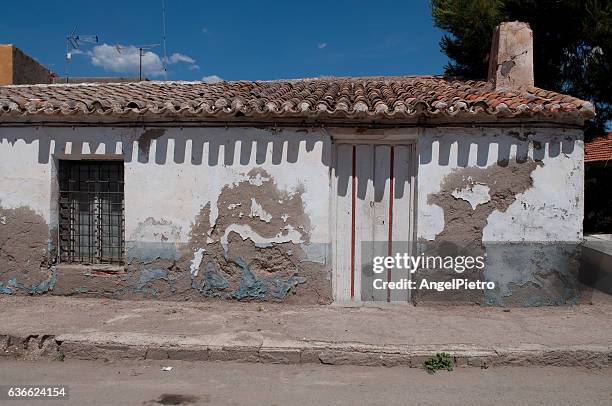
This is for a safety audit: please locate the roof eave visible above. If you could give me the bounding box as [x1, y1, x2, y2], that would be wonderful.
[0, 109, 593, 128]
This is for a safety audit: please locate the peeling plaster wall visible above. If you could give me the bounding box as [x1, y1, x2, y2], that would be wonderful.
[0, 126, 332, 303]
[0, 125, 585, 306]
[417, 127, 584, 306]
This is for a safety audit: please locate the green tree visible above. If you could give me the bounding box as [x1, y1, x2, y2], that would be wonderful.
[431, 0, 611, 135]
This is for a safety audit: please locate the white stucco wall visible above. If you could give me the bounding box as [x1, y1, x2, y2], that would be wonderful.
[0, 131, 52, 221]
[0, 126, 332, 250]
[0, 125, 584, 266]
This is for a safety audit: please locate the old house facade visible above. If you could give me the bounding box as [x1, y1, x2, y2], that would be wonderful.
[0, 23, 595, 305]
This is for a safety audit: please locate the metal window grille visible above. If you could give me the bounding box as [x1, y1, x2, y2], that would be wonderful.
[58, 160, 125, 264]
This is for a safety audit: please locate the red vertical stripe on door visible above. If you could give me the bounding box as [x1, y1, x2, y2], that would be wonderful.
[350, 145, 356, 299]
[387, 147, 394, 302]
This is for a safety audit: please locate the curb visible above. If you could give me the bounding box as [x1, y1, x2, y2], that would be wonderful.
[2, 333, 611, 368]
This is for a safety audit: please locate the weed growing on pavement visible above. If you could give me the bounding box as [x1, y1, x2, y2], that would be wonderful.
[423, 353, 454, 374]
[53, 351, 65, 362]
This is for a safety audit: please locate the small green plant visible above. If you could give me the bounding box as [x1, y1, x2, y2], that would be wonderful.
[53, 351, 65, 362]
[423, 352, 454, 374]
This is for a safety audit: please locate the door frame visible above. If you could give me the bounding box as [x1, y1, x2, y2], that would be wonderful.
[330, 140, 418, 303]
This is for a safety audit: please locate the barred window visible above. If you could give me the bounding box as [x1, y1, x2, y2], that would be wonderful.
[58, 160, 125, 264]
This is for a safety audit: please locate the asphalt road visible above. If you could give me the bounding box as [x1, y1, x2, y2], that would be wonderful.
[0, 359, 610, 405]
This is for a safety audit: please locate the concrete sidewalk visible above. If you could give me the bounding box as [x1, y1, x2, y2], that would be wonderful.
[1, 293, 612, 368]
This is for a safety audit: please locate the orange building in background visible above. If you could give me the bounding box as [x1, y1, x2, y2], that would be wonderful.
[0, 44, 53, 85]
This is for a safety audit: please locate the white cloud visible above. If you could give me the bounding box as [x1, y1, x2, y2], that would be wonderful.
[84, 44, 199, 77]
[90, 44, 165, 77]
[202, 75, 223, 83]
[168, 52, 196, 64]
[317, 42, 327, 49]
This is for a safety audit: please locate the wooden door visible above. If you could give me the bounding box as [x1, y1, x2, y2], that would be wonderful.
[332, 143, 417, 303]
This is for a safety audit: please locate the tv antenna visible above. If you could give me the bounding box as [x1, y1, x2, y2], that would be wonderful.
[161, 0, 168, 79]
[115, 44, 160, 81]
[65, 27, 99, 83]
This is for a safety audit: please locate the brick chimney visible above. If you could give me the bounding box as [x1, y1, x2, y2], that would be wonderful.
[487, 21, 534, 90]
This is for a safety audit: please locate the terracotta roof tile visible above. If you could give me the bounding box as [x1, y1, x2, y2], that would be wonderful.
[0, 76, 595, 124]
[585, 133, 612, 163]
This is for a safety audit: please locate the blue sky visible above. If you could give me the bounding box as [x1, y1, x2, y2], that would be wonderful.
[0, 0, 448, 81]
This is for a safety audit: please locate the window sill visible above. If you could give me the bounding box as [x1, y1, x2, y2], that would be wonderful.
[55, 263, 126, 274]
